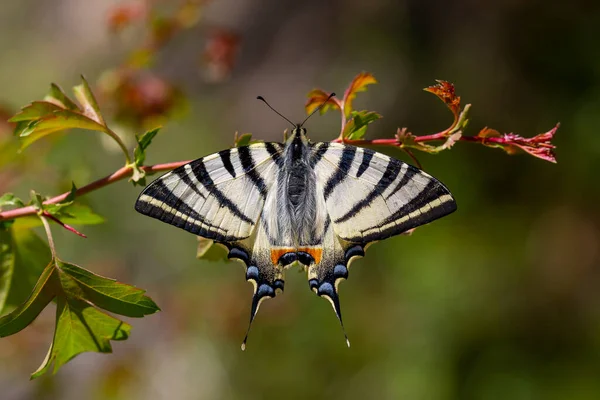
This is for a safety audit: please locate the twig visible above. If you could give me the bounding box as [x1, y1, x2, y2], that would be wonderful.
[0, 160, 191, 222]
[39, 214, 57, 259]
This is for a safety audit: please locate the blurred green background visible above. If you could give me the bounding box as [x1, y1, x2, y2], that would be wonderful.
[1, 0, 600, 399]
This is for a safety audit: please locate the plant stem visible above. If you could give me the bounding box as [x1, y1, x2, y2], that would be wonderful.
[104, 126, 132, 164]
[0, 160, 191, 221]
[39, 214, 57, 259]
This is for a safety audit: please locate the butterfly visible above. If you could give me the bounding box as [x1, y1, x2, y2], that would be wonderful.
[134, 96, 457, 349]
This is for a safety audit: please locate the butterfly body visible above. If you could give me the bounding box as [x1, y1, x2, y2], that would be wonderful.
[135, 126, 456, 347]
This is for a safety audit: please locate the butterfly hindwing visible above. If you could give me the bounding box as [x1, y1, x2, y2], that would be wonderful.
[311, 142, 457, 242]
[221, 214, 286, 350]
[135, 143, 283, 242]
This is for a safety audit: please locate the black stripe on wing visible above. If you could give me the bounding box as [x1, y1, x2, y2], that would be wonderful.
[309, 142, 329, 168]
[323, 146, 357, 200]
[333, 158, 400, 224]
[173, 168, 206, 200]
[353, 180, 457, 242]
[356, 148, 374, 178]
[134, 180, 227, 237]
[238, 146, 268, 198]
[265, 142, 284, 168]
[191, 159, 254, 224]
[219, 149, 237, 178]
[384, 167, 418, 200]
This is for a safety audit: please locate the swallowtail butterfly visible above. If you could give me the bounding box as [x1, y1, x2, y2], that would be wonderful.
[135, 97, 457, 349]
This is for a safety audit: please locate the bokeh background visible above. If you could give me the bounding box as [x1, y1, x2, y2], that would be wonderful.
[1, 0, 600, 399]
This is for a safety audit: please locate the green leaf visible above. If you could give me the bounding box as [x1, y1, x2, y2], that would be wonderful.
[31, 296, 131, 379]
[72, 75, 105, 125]
[134, 127, 161, 167]
[57, 260, 160, 318]
[4, 229, 50, 309]
[196, 237, 228, 261]
[8, 101, 64, 123]
[0, 254, 159, 378]
[342, 110, 381, 140]
[0, 261, 57, 337]
[234, 132, 253, 147]
[9, 77, 112, 151]
[33, 182, 78, 216]
[64, 182, 77, 203]
[30, 190, 44, 211]
[0, 228, 15, 314]
[18, 110, 108, 150]
[0, 193, 25, 210]
[45, 83, 79, 111]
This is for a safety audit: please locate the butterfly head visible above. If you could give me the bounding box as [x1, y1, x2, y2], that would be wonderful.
[289, 125, 309, 144]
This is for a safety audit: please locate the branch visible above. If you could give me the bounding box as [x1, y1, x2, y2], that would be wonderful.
[333, 123, 559, 164]
[0, 161, 191, 222]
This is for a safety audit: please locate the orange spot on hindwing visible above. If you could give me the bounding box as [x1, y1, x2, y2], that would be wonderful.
[270, 247, 323, 265]
[270, 247, 295, 266]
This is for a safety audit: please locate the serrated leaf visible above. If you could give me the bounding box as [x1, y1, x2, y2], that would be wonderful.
[342, 110, 381, 140]
[57, 260, 160, 318]
[4, 229, 50, 309]
[305, 89, 340, 116]
[343, 72, 377, 117]
[18, 110, 108, 150]
[72, 76, 105, 125]
[0, 228, 15, 314]
[424, 80, 461, 118]
[8, 101, 64, 123]
[0, 193, 25, 210]
[45, 83, 79, 111]
[31, 296, 131, 378]
[0, 261, 57, 336]
[196, 237, 228, 261]
[134, 127, 161, 166]
[1, 253, 159, 378]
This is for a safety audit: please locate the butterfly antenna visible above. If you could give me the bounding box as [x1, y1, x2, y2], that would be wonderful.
[300, 92, 336, 127]
[257, 96, 295, 127]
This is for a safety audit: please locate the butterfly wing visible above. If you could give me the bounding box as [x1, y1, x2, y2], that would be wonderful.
[136, 142, 287, 348]
[135, 142, 284, 242]
[311, 142, 456, 242]
[303, 142, 457, 343]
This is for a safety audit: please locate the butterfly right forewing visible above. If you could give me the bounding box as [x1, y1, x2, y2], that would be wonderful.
[311, 142, 457, 243]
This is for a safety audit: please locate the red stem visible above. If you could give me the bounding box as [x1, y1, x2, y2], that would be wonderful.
[0, 125, 551, 223]
[0, 161, 191, 221]
[42, 210, 87, 238]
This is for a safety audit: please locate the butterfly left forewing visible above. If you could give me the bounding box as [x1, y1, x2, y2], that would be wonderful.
[135, 143, 282, 242]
